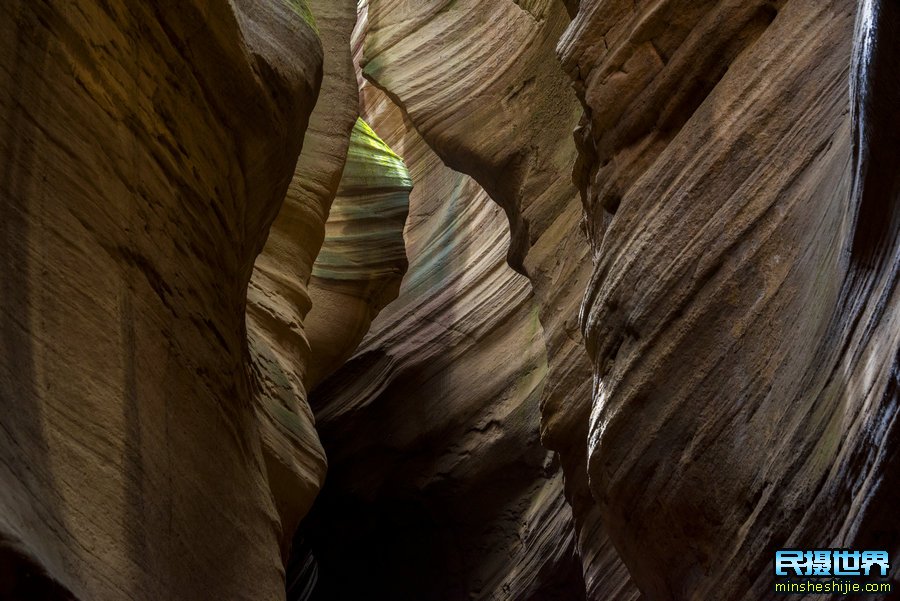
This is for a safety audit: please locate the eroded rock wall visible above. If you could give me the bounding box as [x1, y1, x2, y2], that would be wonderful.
[355, 0, 899, 599]
[247, 0, 359, 557]
[283, 109, 412, 601]
[305, 63, 584, 600]
[304, 116, 412, 388]
[3, 1, 897, 600]
[0, 1, 323, 599]
[359, 0, 636, 597]
[561, 0, 900, 598]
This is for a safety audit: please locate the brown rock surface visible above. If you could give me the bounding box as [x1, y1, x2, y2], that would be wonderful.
[304, 61, 585, 597]
[303, 116, 412, 389]
[561, 0, 900, 598]
[3, 1, 898, 600]
[340, 0, 899, 599]
[246, 0, 358, 555]
[359, 0, 637, 597]
[1, 1, 322, 599]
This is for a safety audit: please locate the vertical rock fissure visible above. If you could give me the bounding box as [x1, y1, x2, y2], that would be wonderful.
[288, 3, 589, 599]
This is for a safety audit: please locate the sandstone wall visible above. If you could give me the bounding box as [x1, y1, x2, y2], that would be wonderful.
[562, 0, 899, 598]
[0, 1, 325, 598]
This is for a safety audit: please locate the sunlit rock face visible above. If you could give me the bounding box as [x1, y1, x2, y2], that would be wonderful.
[362, 0, 582, 273]
[0, 1, 321, 599]
[304, 117, 412, 388]
[560, 0, 900, 598]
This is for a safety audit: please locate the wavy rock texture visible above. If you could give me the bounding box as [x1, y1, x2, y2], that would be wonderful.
[302, 45, 584, 597]
[353, 0, 900, 599]
[286, 105, 413, 600]
[304, 117, 412, 388]
[4, 1, 898, 601]
[360, 1, 636, 598]
[0, 1, 321, 599]
[560, 0, 900, 599]
[246, 0, 358, 556]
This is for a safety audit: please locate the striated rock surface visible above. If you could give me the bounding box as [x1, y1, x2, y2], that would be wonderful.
[277, 65, 413, 596]
[246, 0, 359, 556]
[305, 62, 585, 598]
[304, 117, 412, 388]
[360, 0, 636, 597]
[560, 0, 900, 598]
[0, 1, 322, 599]
[4, 1, 898, 600]
[362, 0, 583, 273]
[284, 110, 411, 601]
[361, 0, 899, 598]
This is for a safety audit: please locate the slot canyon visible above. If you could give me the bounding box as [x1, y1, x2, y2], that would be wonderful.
[0, 0, 897, 600]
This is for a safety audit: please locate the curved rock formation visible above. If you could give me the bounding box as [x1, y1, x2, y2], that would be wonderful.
[304, 117, 412, 388]
[305, 72, 585, 597]
[284, 106, 412, 601]
[0, 1, 322, 599]
[361, 0, 583, 275]
[247, 0, 358, 556]
[561, 0, 900, 598]
[359, 1, 636, 597]
[357, 1, 899, 599]
[3, 1, 898, 600]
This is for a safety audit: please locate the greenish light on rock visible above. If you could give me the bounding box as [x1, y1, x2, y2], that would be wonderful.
[312, 118, 412, 281]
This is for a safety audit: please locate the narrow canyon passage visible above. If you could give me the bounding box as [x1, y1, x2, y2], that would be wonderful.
[0, 1, 897, 600]
[290, 0, 900, 598]
[298, 63, 585, 600]
[282, 3, 596, 598]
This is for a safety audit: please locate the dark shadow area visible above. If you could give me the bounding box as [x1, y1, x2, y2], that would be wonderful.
[0, 541, 74, 601]
[288, 481, 587, 601]
[285, 354, 587, 601]
[850, 0, 900, 268]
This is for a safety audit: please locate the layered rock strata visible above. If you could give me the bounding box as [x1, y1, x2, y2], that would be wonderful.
[0, 1, 323, 599]
[285, 108, 413, 601]
[355, 0, 900, 599]
[304, 117, 413, 388]
[305, 71, 585, 598]
[359, 0, 637, 597]
[561, 0, 900, 598]
[3, 1, 897, 600]
[246, 0, 359, 556]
